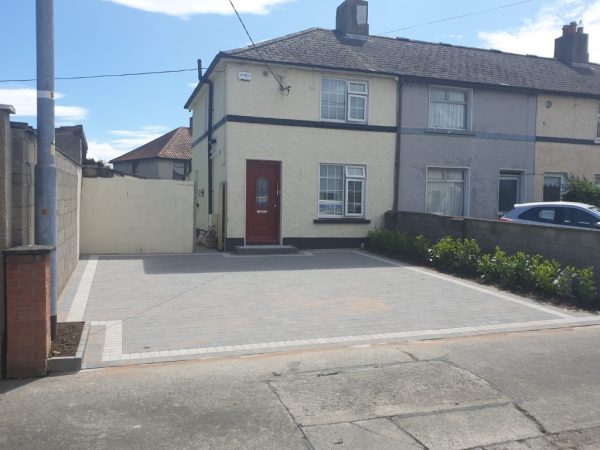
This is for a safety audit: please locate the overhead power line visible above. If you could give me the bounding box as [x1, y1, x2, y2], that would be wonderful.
[380, 0, 536, 35]
[228, 0, 290, 92]
[0, 68, 198, 83]
[1, 0, 537, 84]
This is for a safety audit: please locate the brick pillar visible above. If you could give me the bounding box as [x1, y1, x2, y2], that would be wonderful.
[4, 245, 54, 379]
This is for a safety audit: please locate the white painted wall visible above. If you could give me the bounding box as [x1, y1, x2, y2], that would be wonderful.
[81, 178, 195, 254]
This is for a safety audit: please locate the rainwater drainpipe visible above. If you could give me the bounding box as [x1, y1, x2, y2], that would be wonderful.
[393, 77, 403, 212]
[35, 0, 58, 339]
[199, 58, 215, 216]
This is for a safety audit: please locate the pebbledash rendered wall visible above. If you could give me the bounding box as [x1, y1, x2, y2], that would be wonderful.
[80, 177, 195, 254]
[385, 211, 600, 285]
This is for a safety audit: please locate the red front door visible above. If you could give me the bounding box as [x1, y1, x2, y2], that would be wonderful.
[246, 160, 281, 245]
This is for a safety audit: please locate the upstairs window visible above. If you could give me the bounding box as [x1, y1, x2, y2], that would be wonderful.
[429, 87, 470, 130]
[321, 78, 368, 123]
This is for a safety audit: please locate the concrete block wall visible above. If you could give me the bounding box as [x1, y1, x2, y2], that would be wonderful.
[10, 122, 36, 247]
[56, 151, 82, 295]
[385, 211, 600, 285]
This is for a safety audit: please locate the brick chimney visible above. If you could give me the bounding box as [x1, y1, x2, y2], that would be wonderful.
[554, 21, 589, 65]
[336, 0, 369, 38]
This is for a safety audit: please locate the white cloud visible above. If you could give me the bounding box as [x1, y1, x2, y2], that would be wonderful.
[478, 0, 600, 60]
[87, 141, 123, 164]
[0, 88, 88, 120]
[104, 0, 292, 18]
[87, 125, 169, 162]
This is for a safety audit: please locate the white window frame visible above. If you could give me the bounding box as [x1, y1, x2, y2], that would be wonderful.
[428, 86, 472, 131]
[425, 166, 469, 217]
[321, 78, 368, 124]
[318, 163, 367, 218]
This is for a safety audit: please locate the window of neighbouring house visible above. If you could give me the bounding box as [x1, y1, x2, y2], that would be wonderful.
[595, 174, 600, 187]
[319, 164, 366, 218]
[173, 161, 186, 180]
[132, 161, 139, 175]
[426, 168, 466, 216]
[543, 173, 567, 202]
[429, 87, 470, 130]
[321, 78, 368, 123]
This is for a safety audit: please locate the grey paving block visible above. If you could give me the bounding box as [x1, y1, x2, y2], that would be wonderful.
[303, 419, 423, 449]
[271, 361, 508, 426]
[395, 404, 541, 450]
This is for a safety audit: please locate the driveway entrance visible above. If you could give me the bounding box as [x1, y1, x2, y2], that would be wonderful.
[58, 250, 598, 369]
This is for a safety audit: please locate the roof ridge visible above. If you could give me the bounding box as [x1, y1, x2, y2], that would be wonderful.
[157, 126, 187, 158]
[227, 27, 320, 55]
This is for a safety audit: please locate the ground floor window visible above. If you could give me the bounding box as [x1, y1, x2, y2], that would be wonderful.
[498, 172, 522, 215]
[319, 164, 366, 217]
[543, 173, 567, 201]
[595, 174, 600, 187]
[426, 168, 466, 216]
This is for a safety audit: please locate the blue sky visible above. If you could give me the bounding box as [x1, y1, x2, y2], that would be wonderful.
[1, 0, 600, 162]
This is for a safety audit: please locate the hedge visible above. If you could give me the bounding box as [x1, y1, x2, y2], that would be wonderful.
[368, 230, 598, 308]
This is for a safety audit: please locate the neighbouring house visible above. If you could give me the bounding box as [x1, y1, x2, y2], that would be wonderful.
[110, 127, 192, 180]
[535, 22, 600, 201]
[185, 0, 600, 250]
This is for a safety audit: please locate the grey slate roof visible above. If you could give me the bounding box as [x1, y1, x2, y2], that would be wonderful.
[222, 28, 600, 97]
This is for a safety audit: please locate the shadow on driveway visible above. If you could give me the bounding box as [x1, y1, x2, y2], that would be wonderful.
[98, 250, 404, 275]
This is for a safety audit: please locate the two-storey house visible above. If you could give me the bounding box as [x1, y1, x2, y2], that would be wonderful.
[535, 22, 600, 200]
[185, 0, 600, 251]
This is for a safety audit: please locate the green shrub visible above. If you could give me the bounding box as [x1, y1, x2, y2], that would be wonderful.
[562, 176, 600, 207]
[532, 258, 562, 296]
[369, 230, 599, 307]
[478, 247, 509, 284]
[368, 230, 431, 263]
[412, 234, 431, 263]
[429, 237, 481, 276]
[555, 266, 598, 305]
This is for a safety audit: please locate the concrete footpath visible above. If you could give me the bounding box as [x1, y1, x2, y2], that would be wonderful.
[1, 325, 600, 449]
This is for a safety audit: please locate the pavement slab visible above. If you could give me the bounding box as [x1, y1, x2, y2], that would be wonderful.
[270, 361, 508, 426]
[394, 404, 542, 450]
[303, 419, 424, 449]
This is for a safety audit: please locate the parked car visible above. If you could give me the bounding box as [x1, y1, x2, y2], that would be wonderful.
[500, 202, 600, 229]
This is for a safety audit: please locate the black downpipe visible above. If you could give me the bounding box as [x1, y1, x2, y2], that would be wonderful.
[393, 78, 403, 211]
[207, 79, 214, 215]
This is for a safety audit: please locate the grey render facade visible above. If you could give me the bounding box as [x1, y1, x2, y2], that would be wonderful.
[398, 81, 536, 219]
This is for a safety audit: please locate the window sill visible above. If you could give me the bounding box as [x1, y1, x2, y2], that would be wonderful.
[314, 218, 371, 224]
[425, 128, 475, 136]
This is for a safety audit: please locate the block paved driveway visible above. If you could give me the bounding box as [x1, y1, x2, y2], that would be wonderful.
[58, 250, 599, 369]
